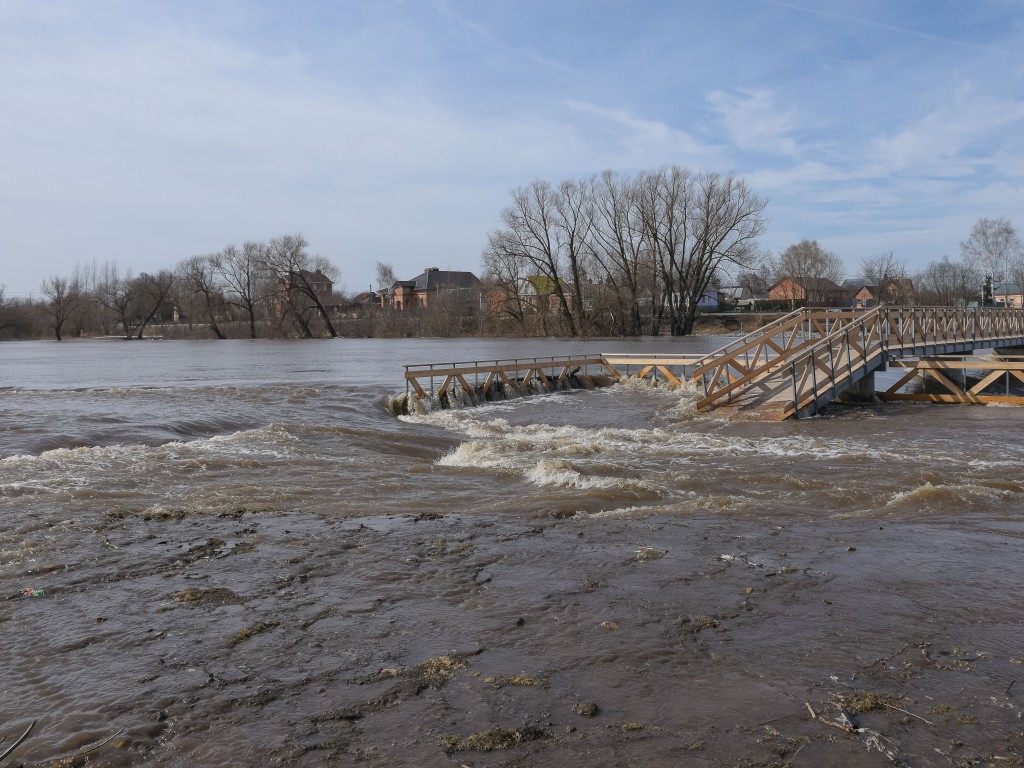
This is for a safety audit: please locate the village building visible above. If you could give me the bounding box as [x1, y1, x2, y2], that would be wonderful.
[994, 281, 1024, 308]
[767, 276, 844, 307]
[391, 267, 483, 310]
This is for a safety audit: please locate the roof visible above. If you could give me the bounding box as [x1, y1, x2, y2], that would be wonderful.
[769, 276, 842, 293]
[401, 268, 482, 291]
[841, 279, 872, 291]
[994, 281, 1024, 294]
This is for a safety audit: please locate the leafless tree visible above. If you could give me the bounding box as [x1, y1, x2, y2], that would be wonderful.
[177, 255, 226, 339]
[96, 263, 139, 339]
[375, 262, 397, 291]
[265, 234, 340, 338]
[219, 242, 268, 339]
[733, 251, 777, 294]
[40, 271, 83, 340]
[915, 255, 980, 307]
[960, 217, 1024, 286]
[776, 240, 844, 308]
[588, 171, 650, 335]
[482, 232, 532, 334]
[133, 270, 176, 339]
[95, 264, 175, 339]
[486, 180, 581, 336]
[637, 167, 768, 335]
[860, 251, 912, 304]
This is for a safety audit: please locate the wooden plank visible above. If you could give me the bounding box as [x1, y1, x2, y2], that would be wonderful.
[879, 393, 1024, 404]
[657, 365, 681, 385]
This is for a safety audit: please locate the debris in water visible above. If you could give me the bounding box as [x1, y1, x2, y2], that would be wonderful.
[228, 620, 280, 647]
[636, 546, 665, 562]
[414, 654, 468, 688]
[0, 719, 36, 762]
[441, 725, 548, 753]
[21, 588, 44, 598]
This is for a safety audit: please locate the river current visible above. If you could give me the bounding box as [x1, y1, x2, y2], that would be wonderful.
[2, 338, 1023, 767]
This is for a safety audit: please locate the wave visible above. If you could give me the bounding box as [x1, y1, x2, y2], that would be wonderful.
[0, 426, 300, 498]
[886, 480, 1021, 512]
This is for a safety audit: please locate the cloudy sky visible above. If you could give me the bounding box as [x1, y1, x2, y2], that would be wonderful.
[2, 0, 1023, 297]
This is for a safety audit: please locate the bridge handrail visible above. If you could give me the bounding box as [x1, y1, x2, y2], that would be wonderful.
[691, 307, 874, 405]
[691, 307, 807, 370]
[765, 305, 1024, 416]
[404, 353, 603, 376]
[779, 307, 886, 416]
[695, 307, 885, 410]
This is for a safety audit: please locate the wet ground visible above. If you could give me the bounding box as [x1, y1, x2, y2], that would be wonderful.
[5, 507, 1024, 767]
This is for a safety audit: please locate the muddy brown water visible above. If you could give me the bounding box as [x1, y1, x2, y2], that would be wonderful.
[2, 338, 1024, 767]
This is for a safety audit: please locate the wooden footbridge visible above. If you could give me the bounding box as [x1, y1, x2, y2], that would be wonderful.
[400, 306, 1024, 420]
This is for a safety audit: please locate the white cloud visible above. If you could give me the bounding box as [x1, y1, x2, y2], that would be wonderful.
[707, 88, 798, 156]
[565, 101, 727, 171]
[867, 87, 1024, 176]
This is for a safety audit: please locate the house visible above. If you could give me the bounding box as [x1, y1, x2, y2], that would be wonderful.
[767, 277, 843, 307]
[720, 285, 756, 310]
[839, 278, 915, 307]
[841, 280, 875, 308]
[523, 275, 575, 313]
[696, 289, 720, 310]
[392, 267, 483, 310]
[275, 268, 335, 316]
[994, 281, 1024, 309]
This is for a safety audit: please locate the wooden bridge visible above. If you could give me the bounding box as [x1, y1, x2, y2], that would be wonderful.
[400, 306, 1024, 419]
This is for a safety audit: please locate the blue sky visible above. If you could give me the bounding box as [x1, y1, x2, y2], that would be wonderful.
[2, 0, 1023, 297]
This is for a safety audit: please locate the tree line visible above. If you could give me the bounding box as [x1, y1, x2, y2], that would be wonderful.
[0, 234, 352, 341]
[2, 166, 1022, 341]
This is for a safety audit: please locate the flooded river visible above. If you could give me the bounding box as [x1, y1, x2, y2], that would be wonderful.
[2, 338, 1024, 767]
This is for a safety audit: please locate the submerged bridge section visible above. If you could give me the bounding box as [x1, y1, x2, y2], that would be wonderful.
[397, 306, 1024, 419]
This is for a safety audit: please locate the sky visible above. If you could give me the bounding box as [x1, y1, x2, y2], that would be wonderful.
[2, 0, 1024, 298]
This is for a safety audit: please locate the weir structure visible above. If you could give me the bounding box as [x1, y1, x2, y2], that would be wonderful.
[401, 306, 1024, 420]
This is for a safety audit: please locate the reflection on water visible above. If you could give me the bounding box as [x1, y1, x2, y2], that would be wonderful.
[2, 339, 1024, 766]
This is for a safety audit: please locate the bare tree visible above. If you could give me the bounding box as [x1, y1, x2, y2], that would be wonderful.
[482, 230, 533, 334]
[133, 270, 176, 339]
[638, 167, 768, 335]
[40, 271, 83, 340]
[734, 250, 777, 294]
[219, 242, 268, 339]
[960, 217, 1024, 284]
[96, 263, 139, 339]
[915, 255, 979, 307]
[487, 180, 581, 336]
[375, 262, 397, 292]
[588, 171, 650, 335]
[776, 240, 844, 307]
[860, 251, 912, 304]
[265, 234, 340, 338]
[177, 255, 226, 339]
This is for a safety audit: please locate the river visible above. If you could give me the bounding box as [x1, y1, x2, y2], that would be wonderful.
[2, 338, 1023, 767]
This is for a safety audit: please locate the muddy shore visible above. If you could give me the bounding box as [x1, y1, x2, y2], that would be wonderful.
[5, 508, 1023, 767]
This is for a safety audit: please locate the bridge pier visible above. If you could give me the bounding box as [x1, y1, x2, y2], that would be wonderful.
[835, 371, 876, 404]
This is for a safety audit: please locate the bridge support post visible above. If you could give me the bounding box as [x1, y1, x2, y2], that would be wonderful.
[836, 371, 876, 403]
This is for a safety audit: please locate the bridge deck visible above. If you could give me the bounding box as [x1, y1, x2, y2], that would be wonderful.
[693, 306, 1024, 419]
[398, 307, 1024, 419]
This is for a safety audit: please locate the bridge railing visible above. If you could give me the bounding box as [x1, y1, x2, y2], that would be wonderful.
[692, 307, 874, 409]
[404, 354, 611, 398]
[781, 308, 887, 417]
[884, 306, 1024, 351]
[748, 306, 1024, 417]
